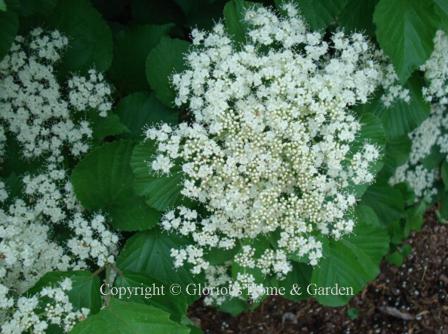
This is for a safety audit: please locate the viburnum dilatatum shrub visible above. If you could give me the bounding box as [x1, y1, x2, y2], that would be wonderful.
[0, 0, 447, 332]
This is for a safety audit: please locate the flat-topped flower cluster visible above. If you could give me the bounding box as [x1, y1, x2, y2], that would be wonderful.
[0, 28, 111, 161]
[147, 4, 404, 303]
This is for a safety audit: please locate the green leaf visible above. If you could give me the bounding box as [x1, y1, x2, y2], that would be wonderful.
[145, 37, 190, 107]
[91, 0, 127, 21]
[110, 196, 161, 231]
[116, 92, 178, 139]
[142, 172, 186, 211]
[346, 307, 359, 320]
[110, 24, 173, 94]
[92, 113, 130, 142]
[367, 77, 430, 139]
[0, 10, 18, 60]
[180, 316, 204, 334]
[49, 0, 113, 73]
[442, 160, 448, 190]
[72, 141, 135, 209]
[0, 0, 6, 11]
[338, 0, 377, 35]
[70, 299, 190, 334]
[278, 262, 312, 302]
[204, 246, 240, 265]
[310, 205, 389, 306]
[394, 182, 416, 206]
[405, 201, 427, 232]
[116, 229, 198, 287]
[387, 219, 406, 244]
[131, 141, 185, 211]
[438, 189, 448, 220]
[19, 0, 57, 16]
[114, 271, 188, 318]
[362, 181, 404, 226]
[175, 0, 227, 29]
[218, 298, 248, 316]
[276, 0, 348, 31]
[28, 271, 102, 314]
[382, 136, 411, 177]
[353, 111, 386, 149]
[131, 0, 184, 25]
[401, 243, 412, 257]
[223, 0, 247, 44]
[386, 251, 403, 266]
[433, 0, 448, 33]
[373, 0, 438, 82]
[72, 141, 160, 231]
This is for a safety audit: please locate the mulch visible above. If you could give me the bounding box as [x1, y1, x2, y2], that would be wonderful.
[189, 211, 448, 333]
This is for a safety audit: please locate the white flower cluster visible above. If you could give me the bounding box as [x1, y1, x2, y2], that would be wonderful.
[0, 28, 118, 332]
[390, 104, 448, 200]
[0, 28, 111, 161]
[1, 278, 89, 334]
[68, 69, 112, 117]
[421, 30, 448, 106]
[380, 63, 411, 107]
[67, 213, 118, 267]
[0, 165, 119, 293]
[0, 171, 117, 331]
[390, 31, 448, 201]
[146, 4, 403, 303]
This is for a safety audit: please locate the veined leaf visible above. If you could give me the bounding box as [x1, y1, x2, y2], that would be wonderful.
[116, 92, 178, 139]
[362, 181, 405, 226]
[72, 141, 135, 209]
[114, 271, 189, 318]
[92, 113, 130, 142]
[362, 77, 430, 139]
[278, 262, 312, 302]
[145, 37, 190, 107]
[72, 141, 160, 231]
[338, 0, 377, 35]
[116, 229, 197, 284]
[28, 271, 102, 314]
[131, 141, 185, 211]
[433, 0, 448, 33]
[70, 299, 190, 334]
[310, 205, 389, 306]
[223, 0, 247, 44]
[49, 0, 113, 73]
[374, 0, 438, 82]
[110, 24, 173, 94]
[346, 112, 386, 197]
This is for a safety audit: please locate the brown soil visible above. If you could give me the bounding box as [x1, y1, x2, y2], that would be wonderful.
[189, 211, 448, 333]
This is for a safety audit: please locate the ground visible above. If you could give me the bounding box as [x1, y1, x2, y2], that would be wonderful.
[189, 211, 448, 333]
